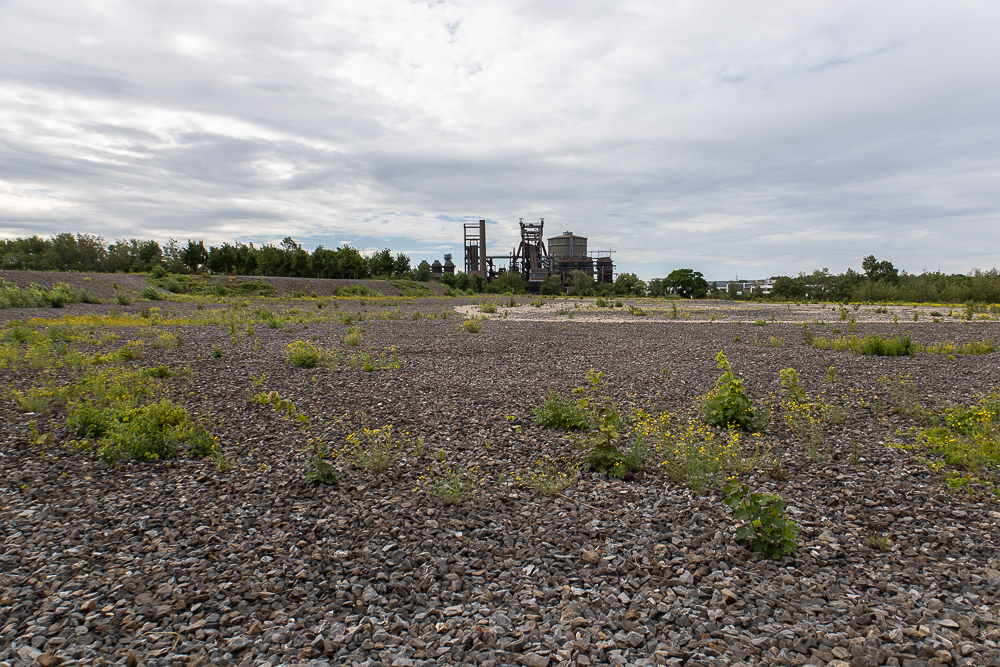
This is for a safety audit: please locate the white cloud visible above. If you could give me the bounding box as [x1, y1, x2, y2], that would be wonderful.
[1, 0, 999, 278]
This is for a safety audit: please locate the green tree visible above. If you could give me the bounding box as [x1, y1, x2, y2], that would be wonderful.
[207, 243, 237, 275]
[539, 274, 563, 295]
[770, 276, 804, 300]
[862, 255, 899, 284]
[181, 240, 207, 272]
[392, 253, 411, 277]
[665, 268, 709, 298]
[567, 270, 594, 296]
[614, 272, 646, 297]
[491, 269, 524, 293]
[368, 248, 394, 277]
[646, 278, 664, 298]
[137, 240, 162, 271]
[414, 260, 432, 282]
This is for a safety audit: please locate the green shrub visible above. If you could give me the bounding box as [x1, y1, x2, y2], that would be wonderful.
[303, 439, 339, 485]
[701, 351, 757, 431]
[534, 390, 589, 429]
[424, 469, 480, 505]
[522, 460, 579, 494]
[141, 286, 162, 301]
[724, 481, 798, 559]
[97, 398, 213, 465]
[460, 317, 484, 333]
[343, 423, 405, 472]
[116, 292, 132, 306]
[811, 333, 916, 357]
[119, 340, 144, 360]
[285, 340, 323, 367]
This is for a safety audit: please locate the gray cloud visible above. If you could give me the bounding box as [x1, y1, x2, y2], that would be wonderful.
[1, 0, 999, 279]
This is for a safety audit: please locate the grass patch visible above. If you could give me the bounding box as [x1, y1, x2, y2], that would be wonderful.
[423, 469, 481, 505]
[922, 338, 995, 356]
[521, 460, 579, 494]
[534, 390, 589, 429]
[810, 333, 917, 357]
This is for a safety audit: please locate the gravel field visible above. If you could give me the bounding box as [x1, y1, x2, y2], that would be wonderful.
[1, 287, 999, 667]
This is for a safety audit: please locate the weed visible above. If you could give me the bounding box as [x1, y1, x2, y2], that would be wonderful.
[701, 351, 757, 431]
[120, 340, 144, 360]
[571, 371, 630, 476]
[768, 336, 783, 347]
[799, 324, 814, 346]
[723, 481, 798, 559]
[628, 304, 646, 317]
[141, 286, 162, 301]
[753, 319, 767, 326]
[424, 469, 480, 505]
[535, 390, 589, 429]
[867, 533, 891, 551]
[879, 375, 925, 419]
[810, 333, 917, 357]
[303, 439, 339, 485]
[461, 317, 485, 333]
[522, 460, 579, 494]
[923, 339, 995, 355]
[779, 368, 807, 403]
[768, 453, 787, 480]
[411, 436, 427, 458]
[285, 340, 325, 368]
[914, 393, 1000, 473]
[478, 300, 498, 314]
[824, 366, 839, 383]
[344, 330, 362, 346]
[849, 439, 862, 465]
[251, 390, 311, 430]
[212, 345, 223, 359]
[116, 292, 132, 306]
[97, 398, 214, 465]
[343, 423, 406, 472]
[647, 413, 769, 493]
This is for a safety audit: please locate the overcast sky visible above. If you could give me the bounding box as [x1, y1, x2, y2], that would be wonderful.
[2, 1, 999, 280]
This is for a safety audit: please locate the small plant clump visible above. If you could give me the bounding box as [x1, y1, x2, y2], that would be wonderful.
[810, 333, 917, 357]
[534, 390, 589, 429]
[521, 460, 579, 494]
[460, 317, 485, 333]
[423, 469, 480, 505]
[723, 481, 798, 559]
[342, 422, 408, 472]
[301, 439, 338, 485]
[867, 533, 891, 551]
[701, 351, 757, 431]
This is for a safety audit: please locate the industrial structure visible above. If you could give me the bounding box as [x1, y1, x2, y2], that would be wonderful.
[460, 218, 614, 291]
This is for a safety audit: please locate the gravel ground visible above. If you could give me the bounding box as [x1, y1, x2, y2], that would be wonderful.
[1, 292, 999, 667]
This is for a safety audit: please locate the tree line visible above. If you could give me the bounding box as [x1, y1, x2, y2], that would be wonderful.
[765, 256, 1000, 304]
[0, 233, 424, 280]
[2, 235, 995, 303]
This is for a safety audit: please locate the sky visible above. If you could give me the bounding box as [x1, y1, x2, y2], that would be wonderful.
[1, 1, 999, 281]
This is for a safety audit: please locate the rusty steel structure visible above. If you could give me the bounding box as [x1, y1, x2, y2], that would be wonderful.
[453, 218, 614, 291]
[463, 221, 487, 277]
